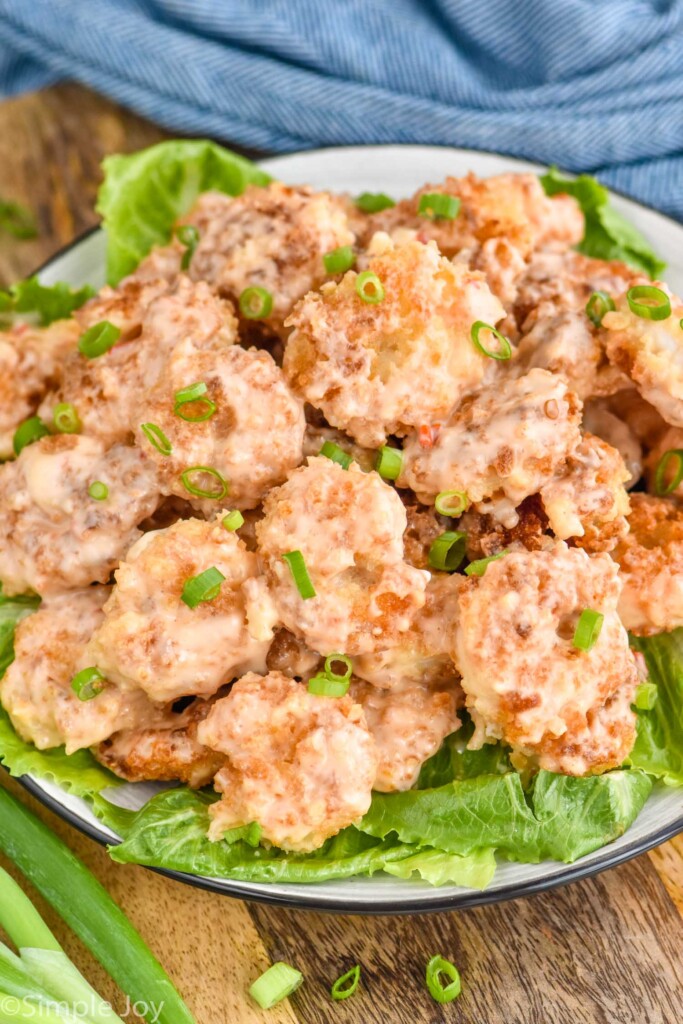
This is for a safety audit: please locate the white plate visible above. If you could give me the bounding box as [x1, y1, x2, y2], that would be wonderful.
[22, 145, 683, 914]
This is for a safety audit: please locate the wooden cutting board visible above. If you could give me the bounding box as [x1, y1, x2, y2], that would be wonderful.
[0, 84, 681, 1024]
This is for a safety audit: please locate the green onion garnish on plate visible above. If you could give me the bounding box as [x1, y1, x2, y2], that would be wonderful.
[239, 285, 273, 320]
[175, 224, 199, 271]
[181, 567, 226, 609]
[13, 416, 50, 456]
[626, 284, 671, 321]
[180, 465, 228, 500]
[470, 320, 512, 360]
[355, 270, 384, 304]
[282, 550, 316, 600]
[585, 290, 615, 327]
[320, 440, 353, 469]
[464, 549, 509, 577]
[429, 531, 467, 572]
[434, 489, 468, 517]
[654, 448, 683, 495]
[141, 422, 173, 456]
[174, 381, 216, 422]
[355, 192, 395, 213]
[418, 193, 461, 220]
[323, 245, 355, 275]
[78, 320, 121, 359]
[222, 509, 244, 531]
[53, 402, 81, 434]
[70, 666, 105, 701]
[375, 445, 402, 480]
[88, 480, 109, 501]
[572, 609, 604, 652]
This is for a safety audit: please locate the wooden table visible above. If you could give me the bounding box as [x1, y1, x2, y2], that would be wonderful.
[0, 83, 681, 1024]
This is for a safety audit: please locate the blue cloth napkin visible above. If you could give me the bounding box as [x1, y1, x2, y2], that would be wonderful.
[0, 0, 681, 219]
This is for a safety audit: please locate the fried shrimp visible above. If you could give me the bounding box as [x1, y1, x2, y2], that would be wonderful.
[402, 499, 450, 569]
[460, 494, 551, 560]
[454, 543, 638, 775]
[182, 182, 354, 331]
[139, 343, 305, 510]
[398, 368, 582, 522]
[0, 588, 165, 753]
[0, 435, 160, 596]
[196, 671, 378, 851]
[583, 399, 643, 488]
[611, 494, 683, 635]
[85, 516, 269, 703]
[283, 235, 505, 447]
[248, 457, 429, 655]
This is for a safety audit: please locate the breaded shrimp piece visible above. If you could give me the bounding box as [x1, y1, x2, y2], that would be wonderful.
[611, 494, 683, 635]
[454, 543, 638, 775]
[85, 517, 269, 703]
[603, 290, 683, 428]
[41, 277, 238, 446]
[283, 236, 505, 448]
[349, 679, 462, 791]
[398, 368, 582, 522]
[460, 494, 551, 560]
[139, 343, 305, 511]
[540, 433, 630, 551]
[0, 588, 165, 753]
[583, 400, 643, 488]
[0, 435, 160, 596]
[266, 629, 323, 681]
[95, 697, 224, 787]
[182, 183, 354, 331]
[0, 318, 80, 458]
[247, 457, 429, 655]
[606, 388, 669, 450]
[196, 671, 378, 851]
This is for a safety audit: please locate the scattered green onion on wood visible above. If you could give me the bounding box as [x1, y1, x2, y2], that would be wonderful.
[175, 224, 199, 271]
[626, 284, 671, 321]
[654, 448, 683, 495]
[12, 416, 50, 456]
[376, 445, 402, 480]
[141, 422, 173, 456]
[470, 320, 512, 360]
[181, 566, 226, 609]
[239, 285, 273, 320]
[585, 290, 615, 327]
[429, 531, 467, 572]
[330, 964, 361, 1001]
[323, 245, 355, 275]
[282, 550, 316, 600]
[78, 319, 121, 359]
[180, 465, 229, 500]
[425, 955, 461, 1004]
[249, 962, 303, 1009]
[434, 489, 468, 517]
[418, 192, 461, 220]
[355, 270, 385, 304]
[70, 666, 105, 701]
[174, 381, 216, 422]
[634, 681, 658, 710]
[320, 440, 353, 470]
[355, 192, 395, 213]
[88, 480, 109, 501]
[464, 549, 509, 577]
[222, 509, 244, 531]
[572, 608, 604, 652]
[53, 402, 81, 434]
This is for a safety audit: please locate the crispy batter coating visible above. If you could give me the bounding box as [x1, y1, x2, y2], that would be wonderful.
[85, 517, 269, 703]
[139, 343, 305, 511]
[196, 671, 378, 851]
[266, 629, 323, 680]
[583, 400, 643, 488]
[460, 494, 551, 559]
[0, 435, 160, 596]
[283, 236, 505, 447]
[248, 457, 429, 655]
[454, 543, 637, 775]
[611, 494, 683, 635]
[398, 368, 582, 522]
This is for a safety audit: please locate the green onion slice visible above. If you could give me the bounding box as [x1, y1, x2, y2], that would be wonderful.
[181, 566, 226, 609]
[324, 653, 353, 682]
[331, 965, 361, 1001]
[585, 290, 615, 327]
[222, 509, 244, 531]
[180, 465, 229, 500]
[470, 320, 512, 360]
[141, 422, 173, 456]
[0, 199, 38, 239]
[249, 962, 303, 1010]
[71, 667, 105, 702]
[434, 489, 468, 517]
[654, 448, 683, 495]
[12, 416, 50, 456]
[239, 286, 273, 320]
[308, 675, 350, 697]
[282, 550, 316, 600]
[572, 608, 604, 652]
[375, 445, 403, 480]
[323, 245, 355, 275]
[464, 549, 509, 577]
[175, 224, 199, 271]
[429, 531, 467, 572]
[355, 270, 385, 304]
[634, 681, 658, 710]
[355, 192, 395, 213]
[53, 402, 81, 434]
[78, 320, 121, 359]
[418, 193, 461, 221]
[426, 955, 461, 1004]
[88, 480, 109, 501]
[173, 381, 216, 422]
[320, 440, 353, 470]
[626, 284, 671, 321]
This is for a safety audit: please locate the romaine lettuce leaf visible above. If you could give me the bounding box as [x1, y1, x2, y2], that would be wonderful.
[629, 630, 683, 785]
[383, 847, 496, 889]
[97, 140, 271, 285]
[417, 723, 510, 788]
[0, 277, 94, 327]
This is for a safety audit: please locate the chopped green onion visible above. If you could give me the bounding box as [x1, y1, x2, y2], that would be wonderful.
[434, 489, 468, 517]
[239, 286, 273, 320]
[355, 270, 385, 304]
[78, 320, 121, 359]
[330, 965, 361, 1001]
[141, 422, 173, 456]
[470, 321, 512, 360]
[52, 402, 81, 434]
[320, 440, 353, 470]
[324, 653, 353, 682]
[464, 549, 509, 576]
[418, 193, 461, 220]
[585, 290, 615, 327]
[355, 192, 395, 213]
[175, 224, 199, 271]
[174, 381, 216, 422]
[180, 465, 229, 500]
[249, 962, 303, 1010]
[282, 550, 316, 600]
[70, 666, 105, 701]
[634, 681, 658, 710]
[88, 480, 109, 501]
[654, 448, 683, 495]
[0, 199, 38, 239]
[375, 445, 402, 480]
[222, 510, 244, 531]
[174, 381, 207, 403]
[12, 416, 50, 456]
[426, 955, 461, 1004]
[0, 867, 62, 952]
[323, 245, 355, 275]
[429, 531, 467, 572]
[626, 284, 671, 321]
[572, 609, 604, 652]
[181, 566, 226, 609]
[308, 675, 350, 697]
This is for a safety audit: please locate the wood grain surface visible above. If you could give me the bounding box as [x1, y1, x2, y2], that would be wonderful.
[0, 83, 681, 1024]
